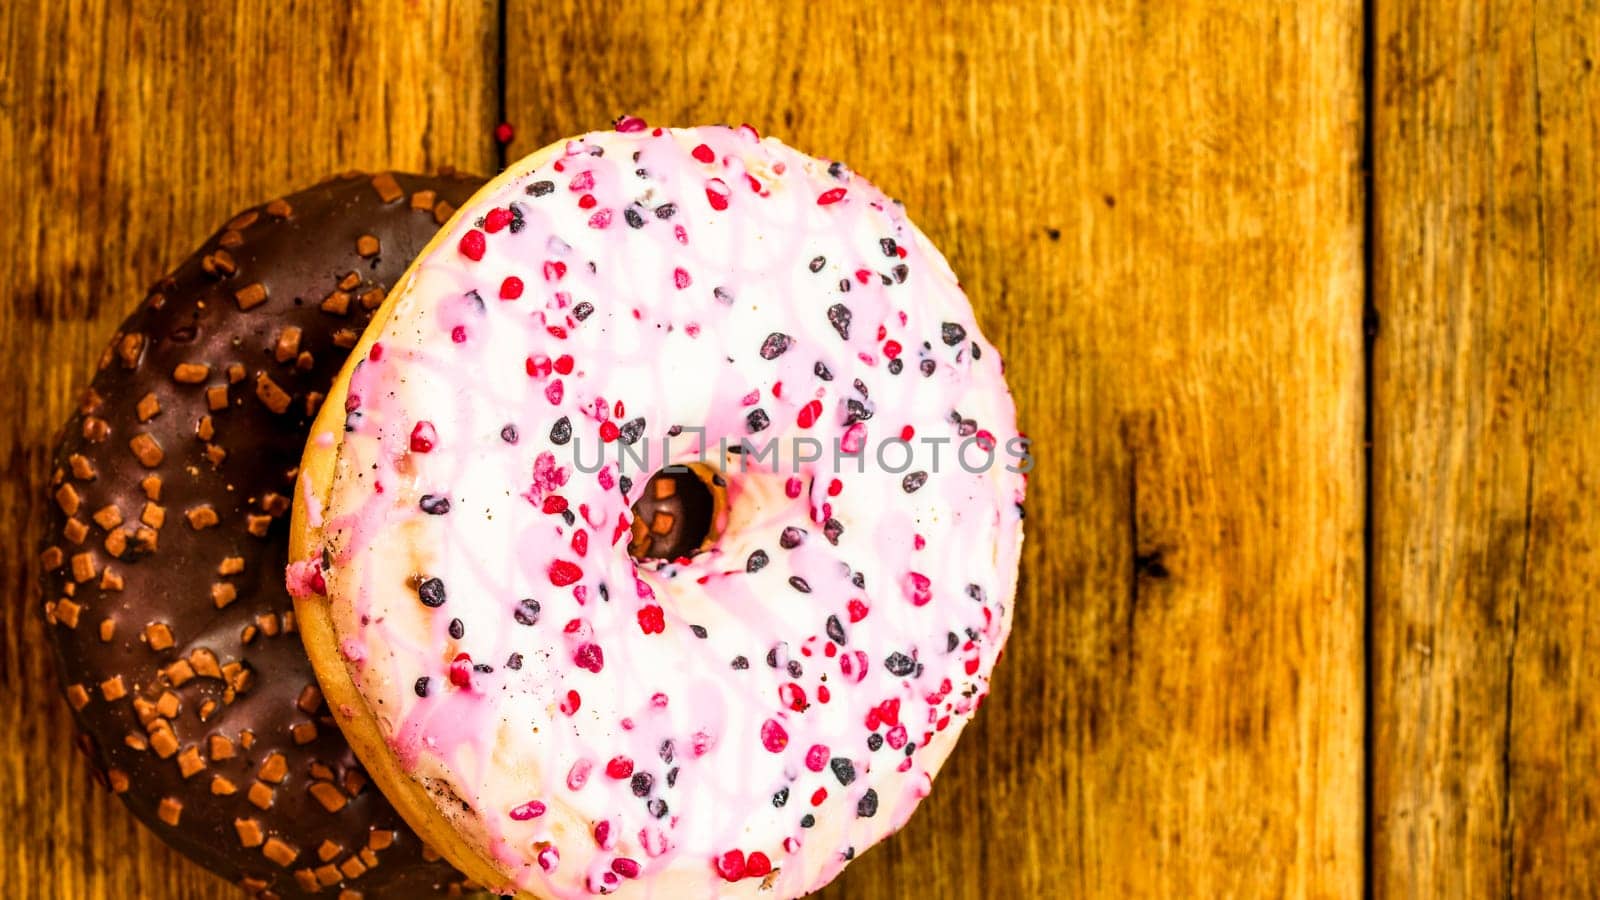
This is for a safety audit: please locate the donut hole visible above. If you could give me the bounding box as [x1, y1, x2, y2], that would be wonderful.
[627, 463, 725, 562]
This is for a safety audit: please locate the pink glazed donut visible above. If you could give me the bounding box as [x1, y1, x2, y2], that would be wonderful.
[288, 121, 1026, 898]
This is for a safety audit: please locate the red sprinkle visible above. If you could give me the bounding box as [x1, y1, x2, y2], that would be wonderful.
[599, 421, 620, 442]
[458, 229, 486, 261]
[637, 605, 665, 634]
[560, 690, 582, 715]
[554, 354, 575, 375]
[848, 599, 869, 622]
[409, 421, 437, 453]
[573, 642, 605, 673]
[572, 529, 589, 556]
[817, 188, 847, 205]
[589, 208, 614, 229]
[714, 850, 746, 882]
[509, 800, 546, 821]
[448, 653, 473, 689]
[706, 178, 730, 211]
[542, 260, 565, 282]
[673, 267, 692, 290]
[567, 758, 591, 790]
[760, 718, 788, 753]
[611, 858, 641, 879]
[549, 560, 583, 586]
[500, 276, 524, 300]
[451, 325, 467, 343]
[616, 115, 647, 133]
[484, 207, 512, 233]
[542, 495, 568, 515]
[797, 399, 823, 429]
[811, 787, 828, 806]
[805, 744, 829, 772]
[691, 143, 716, 163]
[569, 170, 595, 192]
[578, 193, 597, 210]
[494, 122, 515, 144]
[745, 852, 772, 878]
[605, 756, 634, 779]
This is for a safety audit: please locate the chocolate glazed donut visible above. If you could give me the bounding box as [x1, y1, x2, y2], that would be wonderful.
[38, 172, 486, 898]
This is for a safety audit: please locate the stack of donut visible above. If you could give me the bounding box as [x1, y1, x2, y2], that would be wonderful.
[43, 122, 1025, 900]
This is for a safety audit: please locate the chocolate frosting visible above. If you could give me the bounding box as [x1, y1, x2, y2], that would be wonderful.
[39, 171, 487, 898]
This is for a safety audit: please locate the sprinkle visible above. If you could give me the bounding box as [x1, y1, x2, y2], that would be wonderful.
[419, 494, 450, 515]
[746, 409, 770, 433]
[780, 527, 806, 549]
[826, 615, 847, 644]
[410, 421, 437, 453]
[760, 719, 788, 753]
[484, 207, 512, 232]
[625, 207, 645, 228]
[797, 399, 823, 428]
[902, 471, 928, 493]
[830, 757, 857, 785]
[637, 605, 665, 635]
[500, 276, 524, 299]
[550, 416, 573, 444]
[759, 333, 792, 360]
[514, 598, 541, 626]
[827, 304, 852, 340]
[942, 322, 968, 345]
[448, 653, 473, 688]
[612, 858, 641, 879]
[817, 188, 847, 206]
[715, 850, 746, 882]
[885, 652, 916, 676]
[773, 787, 790, 807]
[805, 744, 829, 772]
[549, 560, 583, 586]
[494, 122, 515, 144]
[858, 789, 880, 817]
[654, 202, 677, 220]
[417, 578, 446, 607]
[605, 756, 634, 779]
[809, 255, 826, 273]
[510, 800, 546, 821]
[746, 852, 772, 878]
[691, 143, 716, 163]
[414, 677, 429, 697]
[574, 643, 604, 673]
[458, 229, 486, 260]
[630, 772, 654, 796]
[673, 267, 692, 290]
[527, 180, 555, 197]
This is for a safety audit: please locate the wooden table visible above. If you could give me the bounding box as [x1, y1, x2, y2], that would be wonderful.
[1, 1, 1594, 897]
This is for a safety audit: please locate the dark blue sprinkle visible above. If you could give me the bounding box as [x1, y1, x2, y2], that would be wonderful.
[831, 757, 856, 785]
[514, 598, 540, 626]
[419, 494, 451, 515]
[550, 416, 572, 444]
[417, 577, 446, 607]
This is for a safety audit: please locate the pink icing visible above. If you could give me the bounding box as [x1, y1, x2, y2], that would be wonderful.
[297, 122, 1025, 898]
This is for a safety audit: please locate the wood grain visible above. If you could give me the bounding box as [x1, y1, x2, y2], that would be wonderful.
[1372, 1, 1600, 896]
[0, 2, 497, 897]
[11, 0, 1595, 898]
[504, 1, 1367, 896]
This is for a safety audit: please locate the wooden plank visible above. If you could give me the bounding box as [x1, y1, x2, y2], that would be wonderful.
[504, 2, 1366, 896]
[1372, 1, 1600, 895]
[0, 2, 498, 897]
